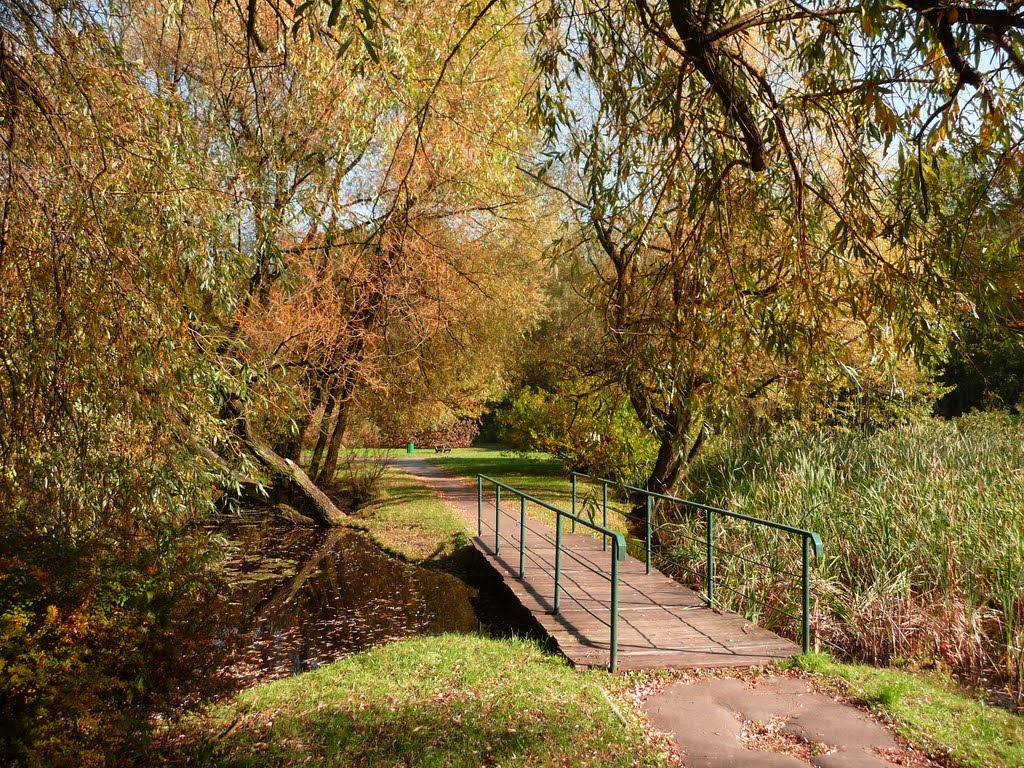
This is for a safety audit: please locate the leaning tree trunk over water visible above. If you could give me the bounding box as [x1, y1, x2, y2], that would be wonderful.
[223, 397, 348, 526]
[247, 437, 348, 526]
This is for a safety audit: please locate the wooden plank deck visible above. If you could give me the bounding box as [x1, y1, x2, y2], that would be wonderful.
[393, 458, 799, 672]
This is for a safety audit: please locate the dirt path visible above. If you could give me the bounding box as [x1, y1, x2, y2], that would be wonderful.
[390, 457, 481, 528]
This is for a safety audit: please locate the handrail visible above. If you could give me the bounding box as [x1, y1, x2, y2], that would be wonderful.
[477, 474, 626, 671]
[571, 472, 823, 653]
[571, 473, 652, 573]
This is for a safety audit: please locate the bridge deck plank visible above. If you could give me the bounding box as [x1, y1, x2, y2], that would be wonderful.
[469, 505, 799, 671]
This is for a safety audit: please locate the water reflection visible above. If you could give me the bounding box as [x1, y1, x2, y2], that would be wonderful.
[213, 521, 479, 690]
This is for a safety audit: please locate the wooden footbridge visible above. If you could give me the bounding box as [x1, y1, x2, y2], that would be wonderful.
[394, 459, 822, 673]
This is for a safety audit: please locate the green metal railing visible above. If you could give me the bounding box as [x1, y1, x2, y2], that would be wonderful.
[477, 474, 628, 672]
[571, 474, 652, 574]
[571, 473, 824, 653]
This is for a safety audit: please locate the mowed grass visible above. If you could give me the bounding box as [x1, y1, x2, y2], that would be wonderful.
[426, 447, 569, 502]
[428, 447, 636, 551]
[794, 654, 1024, 768]
[354, 467, 471, 563]
[164, 635, 671, 768]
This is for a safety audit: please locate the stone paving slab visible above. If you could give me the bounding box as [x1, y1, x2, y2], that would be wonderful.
[643, 677, 904, 768]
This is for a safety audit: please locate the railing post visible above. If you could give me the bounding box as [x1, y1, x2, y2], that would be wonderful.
[610, 538, 620, 673]
[477, 476, 482, 536]
[602, 481, 609, 551]
[645, 495, 652, 575]
[706, 509, 715, 608]
[802, 534, 811, 653]
[571, 474, 577, 533]
[495, 485, 501, 555]
[554, 513, 562, 613]
[519, 496, 527, 578]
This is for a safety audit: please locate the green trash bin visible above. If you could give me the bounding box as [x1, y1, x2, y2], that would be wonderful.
[406, 442, 414, 454]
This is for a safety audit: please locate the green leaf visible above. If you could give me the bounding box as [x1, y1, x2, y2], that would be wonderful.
[360, 31, 379, 66]
[327, 0, 343, 28]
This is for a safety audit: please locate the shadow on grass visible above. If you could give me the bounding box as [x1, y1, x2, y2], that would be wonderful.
[172, 633, 653, 768]
[197, 693, 570, 768]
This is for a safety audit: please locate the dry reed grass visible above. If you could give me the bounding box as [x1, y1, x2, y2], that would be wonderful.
[665, 412, 1024, 706]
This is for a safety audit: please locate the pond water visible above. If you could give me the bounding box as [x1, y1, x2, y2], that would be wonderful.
[205, 519, 539, 694]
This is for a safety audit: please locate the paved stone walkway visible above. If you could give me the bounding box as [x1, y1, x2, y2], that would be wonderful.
[644, 677, 910, 768]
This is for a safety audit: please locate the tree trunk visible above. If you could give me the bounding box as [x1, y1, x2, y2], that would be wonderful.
[221, 396, 347, 526]
[309, 382, 338, 479]
[277, 379, 323, 462]
[647, 432, 686, 496]
[624, 388, 703, 538]
[315, 372, 357, 485]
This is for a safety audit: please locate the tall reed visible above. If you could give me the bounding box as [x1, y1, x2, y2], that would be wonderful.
[673, 412, 1024, 705]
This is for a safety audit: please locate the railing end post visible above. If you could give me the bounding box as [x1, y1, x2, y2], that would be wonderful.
[706, 508, 715, 608]
[809, 532, 823, 560]
[645, 495, 652, 575]
[801, 534, 812, 654]
[609, 536, 620, 674]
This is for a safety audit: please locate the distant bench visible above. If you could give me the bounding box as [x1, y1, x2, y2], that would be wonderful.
[434, 444, 452, 453]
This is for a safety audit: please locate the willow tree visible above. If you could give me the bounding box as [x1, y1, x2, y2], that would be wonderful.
[0, 2, 244, 760]
[521, 0, 1024, 500]
[231, 0, 548, 485]
[135, 0, 547, 491]
[0, 0, 544, 758]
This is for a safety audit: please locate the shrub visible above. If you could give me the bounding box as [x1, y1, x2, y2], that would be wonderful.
[935, 319, 1024, 416]
[0, 541, 221, 767]
[336, 449, 392, 509]
[497, 386, 657, 486]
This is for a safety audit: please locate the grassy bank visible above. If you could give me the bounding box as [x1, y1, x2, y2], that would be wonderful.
[353, 467, 471, 563]
[680, 412, 1024, 705]
[793, 654, 1024, 768]
[162, 635, 671, 768]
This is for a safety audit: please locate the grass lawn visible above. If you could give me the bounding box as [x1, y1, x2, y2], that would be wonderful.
[353, 466, 471, 563]
[163, 634, 672, 768]
[793, 654, 1024, 768]
[424, 447, 569, 501]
